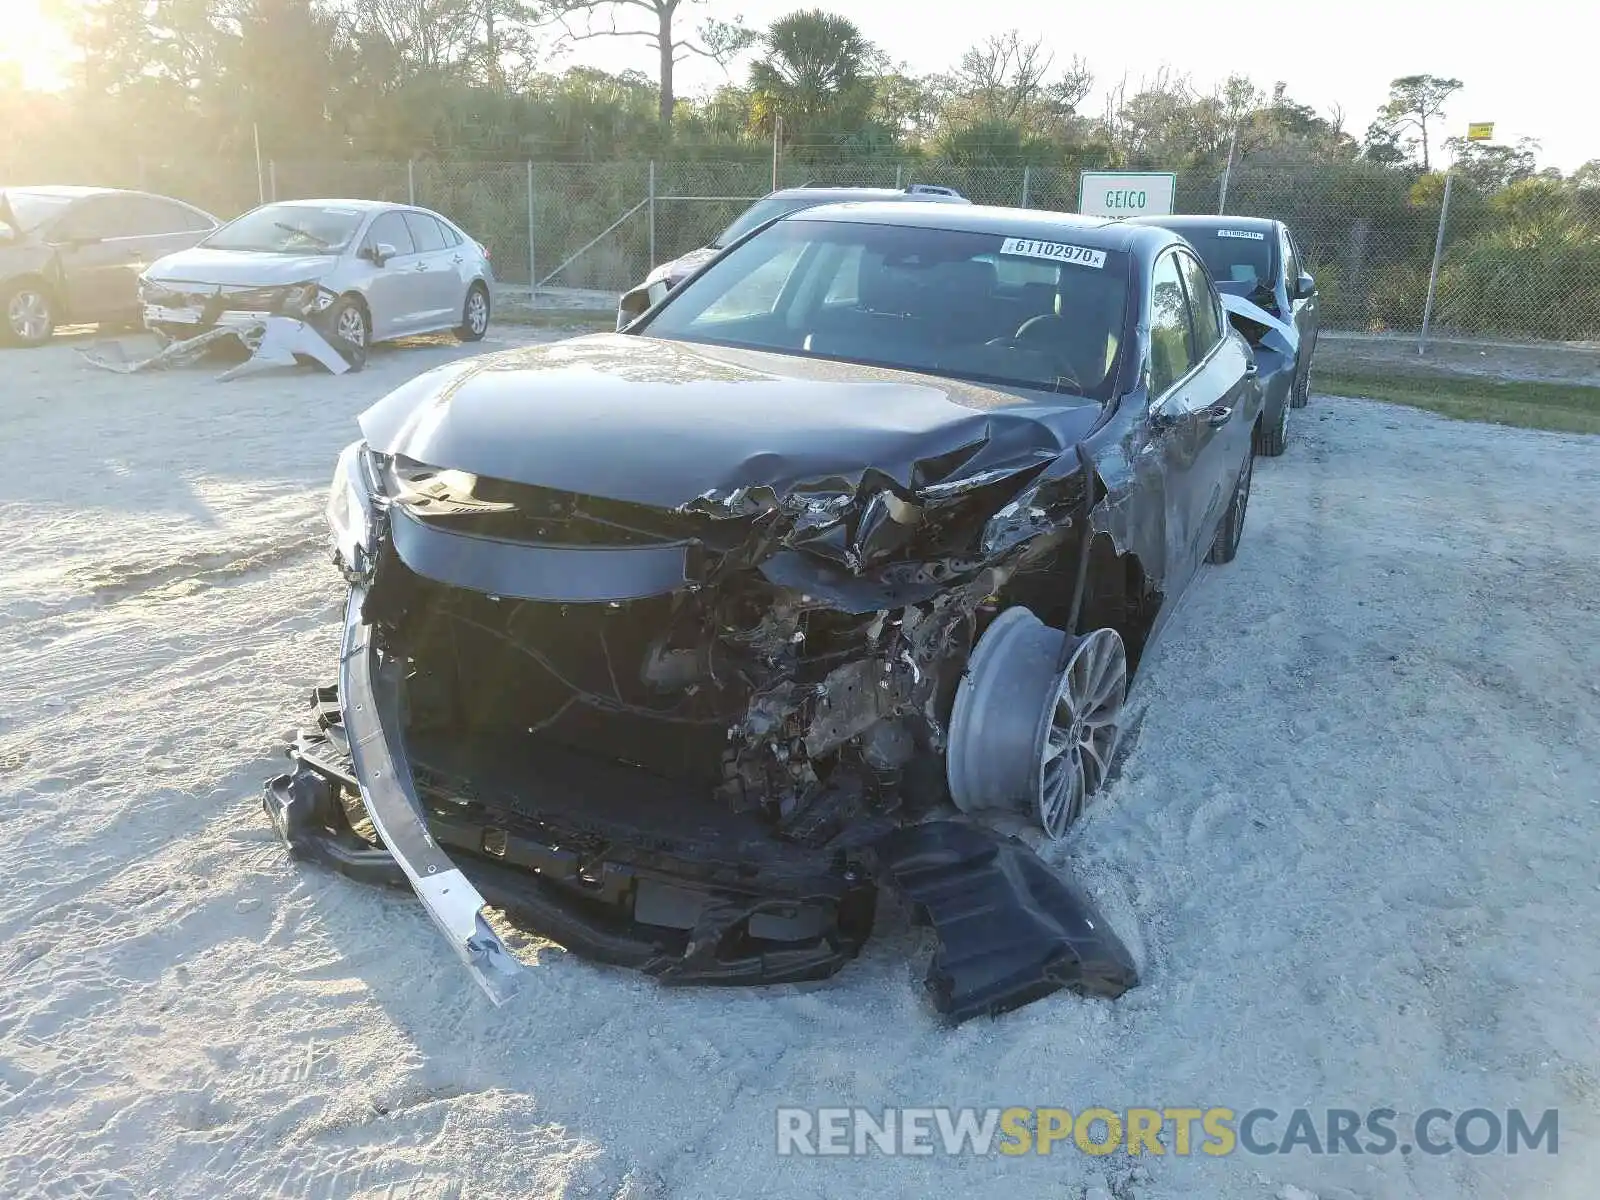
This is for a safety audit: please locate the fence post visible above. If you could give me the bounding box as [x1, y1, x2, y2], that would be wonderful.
[648, 160, 657, 269]
[1020, 165, 1032, 208]
[895, 164, 903, 189]
[1218, 124, 1239, 214]
[253, 123, 265, 205]
[771, 116, 782, 191]
[526, 161, 537, 296]
[1418, 171, 1455, 354]
[408, 159, 416, 206]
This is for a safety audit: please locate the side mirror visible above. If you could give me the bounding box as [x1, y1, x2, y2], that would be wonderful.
[363, 242, 398, 267]
[1296, 271, 1315, 298]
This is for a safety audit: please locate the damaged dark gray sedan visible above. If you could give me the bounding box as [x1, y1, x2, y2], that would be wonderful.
[266, 203, 1274, 1021]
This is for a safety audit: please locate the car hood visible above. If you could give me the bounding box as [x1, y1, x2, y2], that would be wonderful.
[358, 333, 1102, 510]
[143, 247, 339, 287]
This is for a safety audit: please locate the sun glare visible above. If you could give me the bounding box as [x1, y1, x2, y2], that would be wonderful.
[0, 0, 74, 89]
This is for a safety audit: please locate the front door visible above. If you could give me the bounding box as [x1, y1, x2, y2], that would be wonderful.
[1148, 248, 1255, 593]
[359, 211, 426, 339]
[49, 196, 145, 322]
[1280, 225, 1319, 387]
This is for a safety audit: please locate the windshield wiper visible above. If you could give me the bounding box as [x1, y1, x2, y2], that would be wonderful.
[273, 221, 332, 249]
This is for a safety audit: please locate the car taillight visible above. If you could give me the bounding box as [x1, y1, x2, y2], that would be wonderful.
[478, 241, 491, 261]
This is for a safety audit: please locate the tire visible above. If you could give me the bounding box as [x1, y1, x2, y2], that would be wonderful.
[1254, 394, 1290, 457]
[2, 280, 56, 347]
[1291, 333, 1317, 408]
[327, 296, 370, 372]
[1206, 449, 1254, 565]
[456, 283, 490, 342]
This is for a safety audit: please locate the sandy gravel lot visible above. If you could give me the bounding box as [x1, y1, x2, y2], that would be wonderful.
[2, 331, 1598, 1200]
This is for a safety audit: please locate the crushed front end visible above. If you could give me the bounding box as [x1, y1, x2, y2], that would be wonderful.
[266, 372, 1141, 1020]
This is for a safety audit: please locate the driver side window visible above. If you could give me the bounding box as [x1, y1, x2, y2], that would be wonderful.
[365, 212, 415, 258]
[1148, 253, 1195, 396]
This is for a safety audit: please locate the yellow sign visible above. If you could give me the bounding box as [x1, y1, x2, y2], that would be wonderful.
[1466, 122, 1495, 141]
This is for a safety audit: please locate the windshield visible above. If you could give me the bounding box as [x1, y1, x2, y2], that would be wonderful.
[711, 196, 832, 248]
[2, 191, 75, 233]
[643, 218, 1130, 400]
[201, 203, 365, 254]
[1190, 227, 1277, 297]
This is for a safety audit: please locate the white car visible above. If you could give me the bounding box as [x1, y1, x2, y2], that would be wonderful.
[139, 199, 494, 368]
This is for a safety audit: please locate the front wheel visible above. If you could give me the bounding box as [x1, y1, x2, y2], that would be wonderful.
[1206, 450, 1254, 565]
[3, 282, 56, 347]
[1254, 393, 1290, 457]
[327, 297, 369, 372]
[456, 283, 490, 342]
[1291, 334, 1317, 408]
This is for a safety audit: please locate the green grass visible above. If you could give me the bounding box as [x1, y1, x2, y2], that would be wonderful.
[1317, 368, 1600, 435]
[494, 307, 617, 331]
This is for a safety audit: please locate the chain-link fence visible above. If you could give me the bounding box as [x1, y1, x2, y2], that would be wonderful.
[9, 152, 1596, 342]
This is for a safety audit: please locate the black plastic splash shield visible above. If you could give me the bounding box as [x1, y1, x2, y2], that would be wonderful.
[875, 820, 1138, 1022]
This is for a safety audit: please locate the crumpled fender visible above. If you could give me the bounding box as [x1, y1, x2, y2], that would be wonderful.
[875, 820, 1138, 1022]
[1219, 291, 1297, 358]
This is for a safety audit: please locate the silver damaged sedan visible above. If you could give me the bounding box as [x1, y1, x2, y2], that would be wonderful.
[139, 199, 494, 367]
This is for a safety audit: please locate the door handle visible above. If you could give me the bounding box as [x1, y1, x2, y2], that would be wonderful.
[1203, 403, 1232, 428]
[451, 255, 463, 265]
[415, 262, 428, 272]
[1243, 361, 1259, 378]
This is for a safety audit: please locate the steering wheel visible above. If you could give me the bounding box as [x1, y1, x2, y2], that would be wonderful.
[985, 324, 1084, 394]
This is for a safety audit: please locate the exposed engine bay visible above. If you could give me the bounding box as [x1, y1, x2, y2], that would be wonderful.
[257, 307, 1272, 1019]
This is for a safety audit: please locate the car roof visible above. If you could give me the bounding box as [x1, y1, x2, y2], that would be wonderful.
[781, 201, 1181, 257]
[1128, 213, 1281, 233]
[768, 186, 968, 204]
[5, 185, 118, 198]
[264, 198, 396, 212]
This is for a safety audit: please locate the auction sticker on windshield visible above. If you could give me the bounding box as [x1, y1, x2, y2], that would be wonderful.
[999, 238, 1106, 269]
[1217, 230, 1267, 240]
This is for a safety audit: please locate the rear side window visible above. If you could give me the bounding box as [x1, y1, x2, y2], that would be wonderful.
[404, 212, 447, 252]
[368, 212, 416, 256]
[118, 196, 211, 234]
[1149, 252, 1195, 395]
[1176, 250, 1223, 355]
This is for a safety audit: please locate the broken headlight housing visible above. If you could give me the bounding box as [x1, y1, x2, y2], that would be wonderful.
[326, 440, 383, 578]
[283, 282, 337, 317]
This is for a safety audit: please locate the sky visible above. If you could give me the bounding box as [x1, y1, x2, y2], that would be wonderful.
[1, 0, 1590, 172]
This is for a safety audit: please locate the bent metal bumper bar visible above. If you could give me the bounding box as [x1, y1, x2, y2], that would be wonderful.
[333, 585, 522, 1005]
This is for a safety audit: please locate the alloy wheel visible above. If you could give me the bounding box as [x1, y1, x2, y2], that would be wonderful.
[1037, 629, 1128, 837]
[7, 290, 51, 342]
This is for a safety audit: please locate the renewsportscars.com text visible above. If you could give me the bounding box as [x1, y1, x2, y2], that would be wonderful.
[774, 1107, 1559, 1157]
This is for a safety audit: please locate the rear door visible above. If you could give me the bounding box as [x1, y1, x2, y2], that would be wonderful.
[122, 194, 216, 267]
[359, 210, 423, 338]
[401, 212, 462, 328]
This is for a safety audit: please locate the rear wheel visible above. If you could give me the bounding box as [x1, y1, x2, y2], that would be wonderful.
[457, 283, 490, 342]
[328, 297, 369, 371]
[3, 281, 56, 347]
[1207, 450, 1254, 565]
